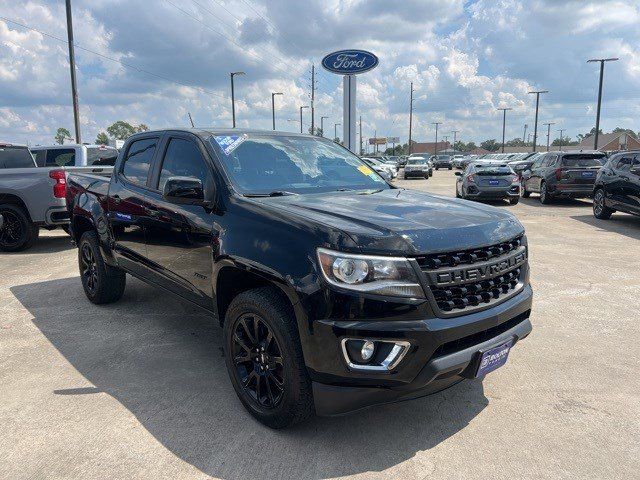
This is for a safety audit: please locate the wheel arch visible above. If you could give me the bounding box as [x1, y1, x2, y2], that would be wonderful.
[0, 194, 32, 221]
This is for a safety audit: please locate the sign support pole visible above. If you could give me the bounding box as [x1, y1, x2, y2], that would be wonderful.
[343, 74, 356, 152]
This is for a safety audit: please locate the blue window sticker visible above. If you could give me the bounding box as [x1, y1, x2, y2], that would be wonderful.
[214, 134, 247, 155]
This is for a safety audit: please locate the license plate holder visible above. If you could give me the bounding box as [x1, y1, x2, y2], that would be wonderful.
[474, 337, 515, 378]
[582, 171, 595, 178]
[488, 179, 500, 186]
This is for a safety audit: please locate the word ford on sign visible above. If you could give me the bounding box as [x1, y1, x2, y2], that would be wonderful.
[321, 50, 379, 75]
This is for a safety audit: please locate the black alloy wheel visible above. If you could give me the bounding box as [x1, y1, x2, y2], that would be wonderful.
[231, 313, 285, 409]
[0, 205, 38, 252]
[539, 182, 551, 204]
[0, 210, 22, 250]
[80, 242, 99, 296]
[593, 188, 613, 219]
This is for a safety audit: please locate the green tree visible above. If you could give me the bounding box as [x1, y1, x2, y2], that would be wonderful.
[55, 127, 71, 145]
[505, 138, 526, 147]
[611, 127, 637, 138]
[480, 139, 500, 152]
[136, 124, 149, 132]
[107, 121, 136, 140]
[95, 132, 109, 145]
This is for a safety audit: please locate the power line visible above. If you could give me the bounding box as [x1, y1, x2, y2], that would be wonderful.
[0, 15, 226, 99]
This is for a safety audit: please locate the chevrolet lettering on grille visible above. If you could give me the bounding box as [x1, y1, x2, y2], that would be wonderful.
[426, 248, 527, 287]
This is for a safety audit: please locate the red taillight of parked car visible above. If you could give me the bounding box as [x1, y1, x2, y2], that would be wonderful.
[555, 168, 563, 181]
[49, 169, 67, 198]
[512, 175, 520, 183]
[467, 174, 475, 183]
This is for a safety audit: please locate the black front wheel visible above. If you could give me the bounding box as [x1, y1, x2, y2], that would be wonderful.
[0, 204, 38, 252]
[593, 188, 614, 219]
[224, 287, 313, 429]
[78, 231, 126, 304]
[539, 182, 552, 204]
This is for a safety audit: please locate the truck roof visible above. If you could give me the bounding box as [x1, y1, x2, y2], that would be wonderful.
[126, 128, 314, 139]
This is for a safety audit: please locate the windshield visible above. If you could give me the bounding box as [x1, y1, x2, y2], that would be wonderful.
[561, 154, 604, 167]
[87, 146, 118, 165]
[209, 134, 388, 195]
[1, 146, 35, 168]
[407, 158, 427, 165]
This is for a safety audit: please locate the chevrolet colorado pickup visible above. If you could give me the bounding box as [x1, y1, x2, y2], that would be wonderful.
[66, 129, 533, 428]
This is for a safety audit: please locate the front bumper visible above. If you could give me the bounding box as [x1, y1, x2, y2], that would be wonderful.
[304, 282, 533, 416]
[404, 169, 428, 177]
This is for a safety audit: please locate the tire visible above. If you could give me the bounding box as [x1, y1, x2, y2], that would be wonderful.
[522, 182, 530, 198]
[223, 287, 314, 429]
[0, 204, 39, 252]
[448, 166, 452, 170]
[593, 188, 614, 220]
[78, 230, 126, 304]
[509, 197, 519, 205]
[456, 188, 461, 198]
[539, 182, 552, 204]
[435, 167, 439, 171]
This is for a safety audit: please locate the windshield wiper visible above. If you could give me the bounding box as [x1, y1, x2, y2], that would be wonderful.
[244, 190, 299, 197]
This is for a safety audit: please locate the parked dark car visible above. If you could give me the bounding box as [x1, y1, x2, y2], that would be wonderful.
[521, 151, 606, 204]
[455, 162, 520, 205]
[592, 151, 640, 219]
[403, 157, 431, 178]
[433, 155, 453, 170]
[66, 128, 532, 429]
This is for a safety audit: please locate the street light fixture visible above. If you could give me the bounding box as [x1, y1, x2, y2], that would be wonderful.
[320, 116, 329, 137]
[299, 105, 309, 134]
[587, 57, 619, 150]
[528, 90, 549, 152]
[498, 107, 512, 153]
[230, 71, 245, 128]
[271, 92, 283, 130]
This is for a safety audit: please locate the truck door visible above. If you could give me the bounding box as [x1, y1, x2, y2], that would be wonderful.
[627, 155, 640, 213]
[108, 135, 160, 277]
[143, 134, 216, 308]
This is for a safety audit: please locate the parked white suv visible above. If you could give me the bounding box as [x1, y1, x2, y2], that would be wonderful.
[30, 144, 118, 167]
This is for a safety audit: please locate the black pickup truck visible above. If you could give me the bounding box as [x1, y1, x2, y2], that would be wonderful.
[66, 129, 533, 428]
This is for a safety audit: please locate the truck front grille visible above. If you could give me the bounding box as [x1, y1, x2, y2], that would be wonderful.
[416, 235, 526, 315]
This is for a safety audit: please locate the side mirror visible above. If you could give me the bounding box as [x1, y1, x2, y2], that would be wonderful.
[162, 176, 205, 204]
[454, 172, 462, 177]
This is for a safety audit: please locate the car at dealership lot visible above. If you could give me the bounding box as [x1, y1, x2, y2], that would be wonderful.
[362, 157, 395, 180]
[521, 151, 606, 204]
[0, 143, 112, 251]
[30, 143, 119, 167]
[455, 162, 520, 204]
[66, 128, 532, 428]
[404, 156, 432, 178]
[432, 155, 453, 170]
[592, 151, 640, 219]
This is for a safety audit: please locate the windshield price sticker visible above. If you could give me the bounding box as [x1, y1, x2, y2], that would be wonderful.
[358, 165, 373, 176]
[214, 134, 247, 155]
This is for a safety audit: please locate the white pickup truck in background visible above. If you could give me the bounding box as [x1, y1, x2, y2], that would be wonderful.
[30, 143, 118, 167]
[0, 143, 113, 252]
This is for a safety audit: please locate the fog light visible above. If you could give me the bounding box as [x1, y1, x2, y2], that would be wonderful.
[361, 340, 375, 361]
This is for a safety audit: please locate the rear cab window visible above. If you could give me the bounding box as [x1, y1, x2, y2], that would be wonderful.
[86, 146, 118, 165]
[46, 148, 76, 167]
[120, 138, 158, 186]
[0, 145, 36, 168]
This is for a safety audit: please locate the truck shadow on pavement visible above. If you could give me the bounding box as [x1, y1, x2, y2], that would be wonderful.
[11, 276, 488, 480]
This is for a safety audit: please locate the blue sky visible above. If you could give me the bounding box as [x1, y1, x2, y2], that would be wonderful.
[1, 0, 639, 146]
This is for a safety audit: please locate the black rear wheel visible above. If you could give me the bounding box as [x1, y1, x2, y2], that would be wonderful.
[593, 188, 614, 219]
[539, 182, 552, 204]
[78, 231, 126, 304]
[223, 287, 313, 429]
[521, 181, 530, 198]
[0, 204, 38, 252]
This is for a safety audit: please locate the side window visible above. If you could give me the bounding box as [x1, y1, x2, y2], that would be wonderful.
[158, 138, 209, 192]
[532, 156, 544, 169]
[34, 150, 47, 167]
[615, 156, 633, 171]
[548, 155, 559, 167]
[121, 138, 157, 186]
[46, 148, 75, 167]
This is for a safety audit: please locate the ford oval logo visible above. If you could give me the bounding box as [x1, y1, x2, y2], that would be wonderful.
[321, 50, 379, 75]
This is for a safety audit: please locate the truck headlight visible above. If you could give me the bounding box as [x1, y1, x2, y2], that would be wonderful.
[317, 248, 425, 298]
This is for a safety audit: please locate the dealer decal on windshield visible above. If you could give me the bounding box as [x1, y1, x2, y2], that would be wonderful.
[358, 165, 373, 176]
[214, 134, 247, 155]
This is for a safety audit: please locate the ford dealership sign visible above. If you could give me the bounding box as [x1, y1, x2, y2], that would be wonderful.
[321, 50, 379, 75]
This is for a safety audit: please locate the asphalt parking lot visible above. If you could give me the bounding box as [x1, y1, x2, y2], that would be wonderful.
[1, 170, 639, 480]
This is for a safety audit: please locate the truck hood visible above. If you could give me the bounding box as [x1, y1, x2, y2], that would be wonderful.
[258, 189, 524, 255]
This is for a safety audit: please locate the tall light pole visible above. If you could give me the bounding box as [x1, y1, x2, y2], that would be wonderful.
[523, 124, 528, 143]
[443, 136, 449, 152]
[451, 130, 459, 152]
[299, 105, 309, 133]
[271, 92, 283, 130]
[587, 58, 619, 150]
[230, 71, 245, 128]
[320, 116, 328, 137]
[528, 90, 548, 152]
[543, 122, 556, 151]
[498, 107, 512, 153]
[65, 0, 81, 143]
[334, 123, 341, 142]
[408, 82, 414, 154]
[432, 122, 442, 157]
[359, 116, 363, 155]
[557, 128, 565, 151]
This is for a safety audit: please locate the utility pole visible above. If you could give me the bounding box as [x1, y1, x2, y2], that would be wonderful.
[359, 116, 363, 155]
[65, 0, 81, 143]
[587, 58, 619, 150]
[523, 124, 528, 143]
[451, 130, 459, 152]
[334, 123, 341, 142]
[299, 105, 309, 133]
[543, 122, 556, 151]
[557, 128, 565, 151]
[320, 116, 328, 137]
[432, 122, 442, 157]
[271, 92, 283, 130]
[310, 64, 315, 135]
[443, 136, 449, 152]
[374, 129, 377, 153]
[408, 82, 414, 154]
[498, 107, 512, 153]
[527, 133, 532, 144]
[188, 112, 195, 127]
[230, 71, 245, 128]
[528, 90, 548, 152]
